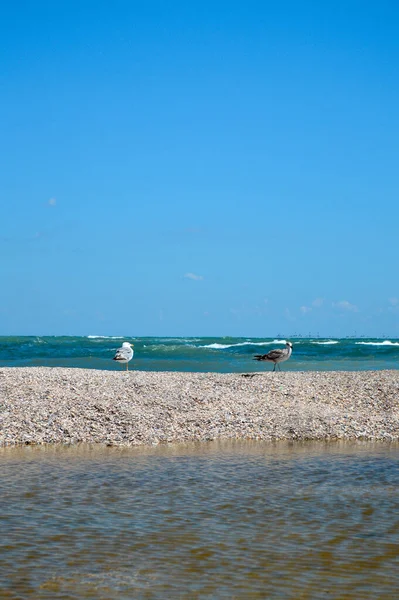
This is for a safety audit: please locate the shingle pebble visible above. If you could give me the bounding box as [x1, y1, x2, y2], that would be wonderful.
[0, 367, 398, 446]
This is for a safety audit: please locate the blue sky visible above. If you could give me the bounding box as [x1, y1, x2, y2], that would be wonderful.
[1, 0, 398, 337]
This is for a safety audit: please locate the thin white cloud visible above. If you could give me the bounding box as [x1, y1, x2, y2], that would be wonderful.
[284, 308, 295, 321]
[388, 298, 399, 313]
[184, 272, 204, 281]
[333, 300, 358, 312]
[312, 297, 324, 308]
[183, 227, 202, 234]
[62, 309, 77, 316]
[300, 306, 312, 314]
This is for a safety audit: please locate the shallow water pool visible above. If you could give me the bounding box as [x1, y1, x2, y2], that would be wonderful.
[1, 441, 399, 598]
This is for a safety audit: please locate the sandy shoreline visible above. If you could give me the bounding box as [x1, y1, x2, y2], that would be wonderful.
[0, 367, 399, 446]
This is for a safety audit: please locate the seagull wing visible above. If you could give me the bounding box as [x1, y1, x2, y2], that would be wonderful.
[253, 354, 268, 361]
[265, 349, 285, 361]
[113, 347, 133, 361]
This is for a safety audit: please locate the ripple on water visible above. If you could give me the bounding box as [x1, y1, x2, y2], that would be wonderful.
[1, 441, 399, 599]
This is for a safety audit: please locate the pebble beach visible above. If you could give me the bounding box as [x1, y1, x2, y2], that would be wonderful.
[1, 367, 399, 446]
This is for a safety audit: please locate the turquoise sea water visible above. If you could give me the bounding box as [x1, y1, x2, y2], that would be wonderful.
[0, 336, 398, 371]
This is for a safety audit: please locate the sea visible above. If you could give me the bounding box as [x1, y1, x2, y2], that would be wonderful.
[0, 335, 398, 371]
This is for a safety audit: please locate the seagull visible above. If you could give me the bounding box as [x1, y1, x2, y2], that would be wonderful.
[253, 341, 293, 372]
[113, 342, 134, 371]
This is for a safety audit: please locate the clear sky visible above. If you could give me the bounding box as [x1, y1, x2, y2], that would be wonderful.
[1, 0, 398, 337]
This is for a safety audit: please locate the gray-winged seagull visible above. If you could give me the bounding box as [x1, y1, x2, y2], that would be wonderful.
[113, 342, 134, 371]
[253, 341, 292, 372]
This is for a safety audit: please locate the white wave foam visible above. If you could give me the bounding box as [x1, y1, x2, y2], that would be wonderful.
[154, 338, 202, 343]
[202, 340, 286, 350]
[87, 335, 125, 339]
[312, 340, 339, 345]
[356, 341, 399, 346]
[203, 343, 234, 349]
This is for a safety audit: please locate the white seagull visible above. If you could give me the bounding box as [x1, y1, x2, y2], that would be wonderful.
[253, 341, 293, 372]
[113, 342, 134, 371]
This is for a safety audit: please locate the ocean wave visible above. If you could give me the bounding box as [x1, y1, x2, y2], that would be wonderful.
[312, 341, 339, 345]
[87, 335, 126, 339]
[201, 340, 287, 350]
[356, 341, 399, 346]
[152, 338, 201, 343]
[144, 344, 197, 351]
[202, 343, 235, 349]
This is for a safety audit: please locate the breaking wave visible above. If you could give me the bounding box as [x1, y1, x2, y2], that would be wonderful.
[87, 335, 126, 339]
[356, 341, 399, 346]
[202, 340, 286, 350]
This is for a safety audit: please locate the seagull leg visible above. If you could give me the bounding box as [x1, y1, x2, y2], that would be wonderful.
[126, 363, 128, 372]
[273, 364, 276, 372]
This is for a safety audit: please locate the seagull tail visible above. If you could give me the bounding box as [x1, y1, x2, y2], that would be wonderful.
[253, 354, 267, 361]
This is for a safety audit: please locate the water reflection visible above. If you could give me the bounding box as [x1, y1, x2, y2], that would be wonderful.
[1, 441, 399, 599]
